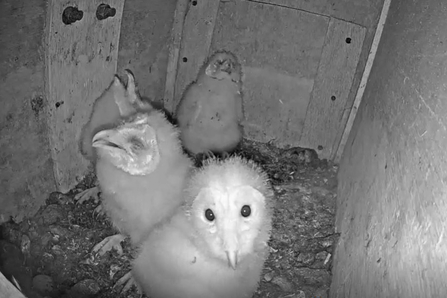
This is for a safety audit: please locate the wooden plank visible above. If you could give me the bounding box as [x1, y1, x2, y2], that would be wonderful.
[172, 0, 220, 109]
[163, 0, 189, 113]
[299, 18, 366, 160]
[46, 0, 124, 192]
[0, 271, 27, 298]
[334, 0, 392, 162]
[253, 0, 384, 29]
[210, 0, 329, 146]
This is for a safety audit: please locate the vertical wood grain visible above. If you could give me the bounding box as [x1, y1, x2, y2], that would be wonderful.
[163, 0, 189, 113]
[334, 0, 391, 162]
[300, 18, 366, 160]
[46, 0, 124, 192]
[172, 0, 220, 110]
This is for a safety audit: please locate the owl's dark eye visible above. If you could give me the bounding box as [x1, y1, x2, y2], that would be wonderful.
[205, 209, 215, 222]
[106, 141, 122, 149]
[129, 136, 145, 151]
[241, 205, 251, 217]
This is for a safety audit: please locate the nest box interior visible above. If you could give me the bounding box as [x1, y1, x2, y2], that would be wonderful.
[1, 0, 446, 297]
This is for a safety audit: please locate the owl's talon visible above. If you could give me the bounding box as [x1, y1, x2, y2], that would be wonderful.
[94, 204, 105, 217]
[114, 271, 143, 295]
[92, 234, 126, 256]
[75, 186, 100, 204]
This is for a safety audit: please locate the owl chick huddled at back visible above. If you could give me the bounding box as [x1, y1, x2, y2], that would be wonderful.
[132, 156, 274, 298]
[175, 50, 245, 159]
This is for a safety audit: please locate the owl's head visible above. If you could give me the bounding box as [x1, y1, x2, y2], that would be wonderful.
[92, 113, 160, 175]
[204, 50, 242, 83]
[185, 156, 274, 269]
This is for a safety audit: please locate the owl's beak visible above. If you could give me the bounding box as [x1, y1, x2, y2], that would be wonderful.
[225, 250, 238, 270]
[222, 219, 240, 270]
[92, 129, 122, 150]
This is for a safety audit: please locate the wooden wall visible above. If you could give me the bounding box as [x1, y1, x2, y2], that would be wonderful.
[46, 0, 125, 193]
[0, 0, 54, 224]
[168, 0, 384, 160]
[332, 0, 447, 296]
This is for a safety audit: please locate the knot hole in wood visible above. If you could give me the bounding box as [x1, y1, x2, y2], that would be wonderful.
[96, 3, 116, 20]
[345, 37, 352, 44]
[62, 6, 83, 25]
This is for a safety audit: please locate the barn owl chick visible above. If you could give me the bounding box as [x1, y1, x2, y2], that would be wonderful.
[75, 70, 154, 206]
[132, 156, 274, 298]
[175, 50, 244, 159]
[79, 69, 153, 162]
[92, 109, 193, 294]
[92, 110, 192, 247]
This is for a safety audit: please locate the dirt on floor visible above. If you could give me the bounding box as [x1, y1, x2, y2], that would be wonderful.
[0, 139, 338, 298]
